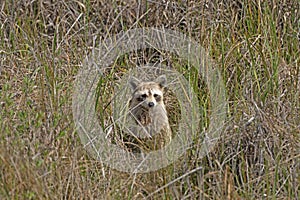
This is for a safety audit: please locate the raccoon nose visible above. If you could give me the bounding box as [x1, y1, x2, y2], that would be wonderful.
[148, 102, 154, 107]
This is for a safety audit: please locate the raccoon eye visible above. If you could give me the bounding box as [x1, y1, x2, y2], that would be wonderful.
[137, 94, 146, 101]
[154, 94, 161, 102]
[137, 97, 143, 101]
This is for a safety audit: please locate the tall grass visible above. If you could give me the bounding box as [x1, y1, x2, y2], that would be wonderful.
[0, 0, 299, 199]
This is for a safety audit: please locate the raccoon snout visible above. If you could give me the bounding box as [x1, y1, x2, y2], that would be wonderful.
[148, 102, 155, 107]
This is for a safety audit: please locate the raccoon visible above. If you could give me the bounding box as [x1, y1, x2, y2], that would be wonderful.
[127, 75, 172, 151]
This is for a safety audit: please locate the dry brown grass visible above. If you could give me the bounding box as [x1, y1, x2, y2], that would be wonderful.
[0, 0, 299, 199]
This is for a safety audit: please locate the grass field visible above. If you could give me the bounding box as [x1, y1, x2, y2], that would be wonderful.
[0, 0, 299, 199]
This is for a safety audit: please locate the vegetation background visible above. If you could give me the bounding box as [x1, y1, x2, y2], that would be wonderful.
[0, 0, 299, 199]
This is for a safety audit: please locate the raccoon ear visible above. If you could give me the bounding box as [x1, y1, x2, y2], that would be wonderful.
[129, 76, 141, 90]
[155, 75, 167, 88]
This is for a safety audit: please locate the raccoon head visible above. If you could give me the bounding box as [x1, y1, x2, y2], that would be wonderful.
[129, 75, 167, 109]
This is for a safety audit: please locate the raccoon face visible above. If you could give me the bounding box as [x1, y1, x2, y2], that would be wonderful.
[133, 88, 163, 108]
[129, 75, 166, 109]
